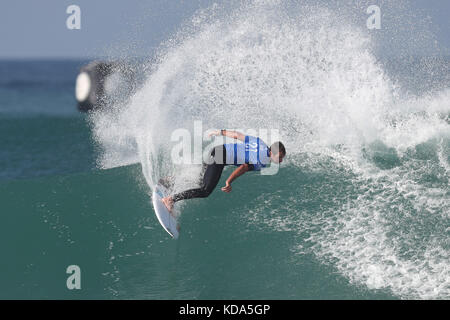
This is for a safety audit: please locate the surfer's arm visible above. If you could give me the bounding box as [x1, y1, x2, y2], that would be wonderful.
[221, 164, 249, 193]
[209, 129, 246, 141]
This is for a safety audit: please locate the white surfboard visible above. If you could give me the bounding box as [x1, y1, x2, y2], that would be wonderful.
[152, 183, 179, 239]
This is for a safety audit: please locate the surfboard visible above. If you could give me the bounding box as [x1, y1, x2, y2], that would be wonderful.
[152, 183, 179, 239]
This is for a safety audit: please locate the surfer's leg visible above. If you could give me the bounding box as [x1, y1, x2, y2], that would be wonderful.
[165, 145, 227, 206]
[202, 161, 226, 194]
[171, 162, 225, 202]
[171, 145, 226, 202]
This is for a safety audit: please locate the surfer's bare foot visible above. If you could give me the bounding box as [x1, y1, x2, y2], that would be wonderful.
[162, 196, 174, 213]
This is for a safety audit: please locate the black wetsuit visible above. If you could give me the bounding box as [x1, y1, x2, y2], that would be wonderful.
[172, 145, 228, 202]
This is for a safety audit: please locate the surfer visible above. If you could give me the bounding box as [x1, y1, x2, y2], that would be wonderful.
[162, 130, 286, 212]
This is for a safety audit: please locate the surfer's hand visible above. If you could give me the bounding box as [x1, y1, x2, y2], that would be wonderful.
[208, 130, 221, 137]
[221, 181, 232, 193]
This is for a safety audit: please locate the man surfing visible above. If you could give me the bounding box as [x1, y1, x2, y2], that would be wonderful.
[162, 129, 286, 212]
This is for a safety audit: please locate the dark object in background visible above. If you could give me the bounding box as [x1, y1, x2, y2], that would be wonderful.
[75, 61, 138, 112]
[75, 61, 112, 112]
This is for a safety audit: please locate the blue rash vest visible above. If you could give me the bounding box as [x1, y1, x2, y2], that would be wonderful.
[223, 136, 271, 171]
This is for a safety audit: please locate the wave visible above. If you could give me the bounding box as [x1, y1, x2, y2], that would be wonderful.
[90, 1, 450, 299]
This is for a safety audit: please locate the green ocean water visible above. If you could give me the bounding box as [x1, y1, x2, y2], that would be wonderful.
[0, 149, 395, 300]
[0, 110, 447, 299]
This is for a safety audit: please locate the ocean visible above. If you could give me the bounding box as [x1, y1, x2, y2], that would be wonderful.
[0, 2, 449, 300]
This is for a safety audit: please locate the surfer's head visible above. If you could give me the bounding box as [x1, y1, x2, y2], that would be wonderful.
[269, 141, 286, 164]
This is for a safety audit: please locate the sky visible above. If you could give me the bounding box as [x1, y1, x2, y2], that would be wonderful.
[0, 0, 448, 59]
